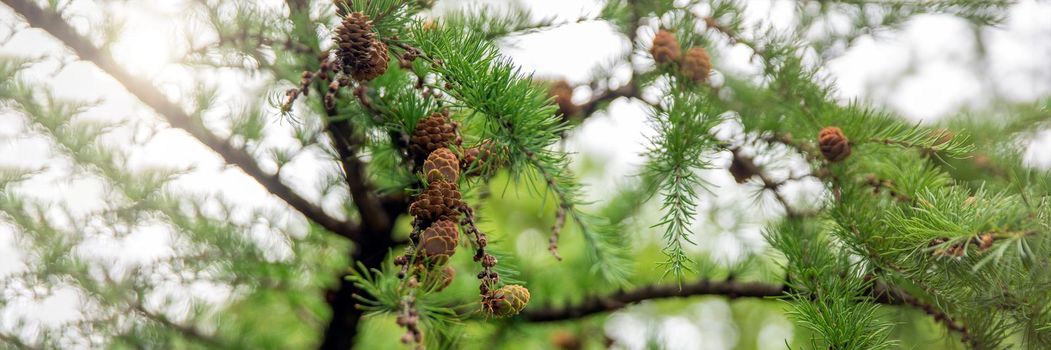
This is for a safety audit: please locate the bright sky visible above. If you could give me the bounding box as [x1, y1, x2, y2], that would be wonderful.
[0, 0, 1049, 349]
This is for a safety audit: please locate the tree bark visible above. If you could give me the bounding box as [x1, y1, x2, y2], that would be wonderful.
[320, 196, 405, 350]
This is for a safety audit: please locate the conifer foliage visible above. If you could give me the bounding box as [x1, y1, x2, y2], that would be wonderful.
[0, 0, 1048, 349]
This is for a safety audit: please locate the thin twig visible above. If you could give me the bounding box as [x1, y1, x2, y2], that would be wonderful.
[549, 205, 566, 261]
[578, 82, 637, 117]
[869, 279, 972, 343]
[523, 150, 569, 261]
[727, 146, 816, 218]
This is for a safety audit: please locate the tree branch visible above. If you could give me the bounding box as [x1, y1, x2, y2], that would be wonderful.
[327, 117, 390, 232]
[518, 277, 970, 343]
[521, 279, 785, 322]
[869, 280, 971, 341]
[1, 0, 360, 241]
[578, 82, 637, 117]
[727, 146, 820, 218]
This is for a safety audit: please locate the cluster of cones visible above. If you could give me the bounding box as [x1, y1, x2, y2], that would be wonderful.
[397, 112, 464, 293]
[396, 111, 530, 318]
[650, 30, 713, 83]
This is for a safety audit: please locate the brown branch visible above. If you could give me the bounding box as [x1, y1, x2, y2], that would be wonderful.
[548, 205, 566, 261]
[1, 0, 360, 241]
[521, 279, 785, 322]
[869, 279, 971, 343]
[566, 0, 650, 123]
[727, 146, 818, 218]
[758, 173, 804, 218]
[578, 82, 637, 117]
[318, 75, 390, 232]
[328, 117, 390, 232]
[519, 277, 970, 342]
[758, 133, 822, 162]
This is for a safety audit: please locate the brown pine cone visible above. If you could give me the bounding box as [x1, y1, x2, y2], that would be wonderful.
[462, 140, 503, 177]
[408, 180, 462, 223]
[424, 147, 460, 183]
[353, 40, 389, 81]
[650, 30, 681, 64]
[333, 12, 389, 81]
[334, 13, 373, 58]
[549, 80, 578, 117]
[416, 220, 459, 266]
[681, 46, 712, 83]
[410, 112, 462, 163]
[818, 126, 851, 162]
